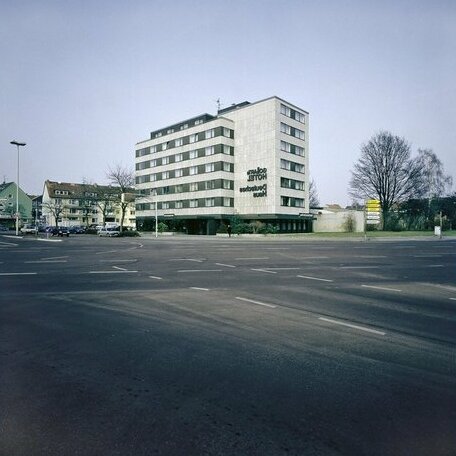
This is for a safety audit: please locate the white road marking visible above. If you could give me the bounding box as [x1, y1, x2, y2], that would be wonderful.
[190, 287, 210, 291]
[414, 254, 442, 258]
[99, 259, 137, 263]
[297, 275, 333, 282]
[353, 255, 387, 259]
[3, 235, 23, 239]
[0, 272, 37, 276]
[340, 266, 380, 269]
[25, 260, 68, 264]
[450, 298, 456, 301]
[41, 256, 68, 260]
[428, 264, 444, 268]
[264, 267, 300, 270]
[177, 269, 222, 273]
[215, 263, 236, 268]
[0, 241, 18, 246]
[265, 248, 290, 250]
[112, 266, 129, 271]
[235, 257, 269, 260]
[361, 284, 402, 292]
[37, 238, 62, 242]
[89, 270, 138, 274]
[95, 250, 118, 255]
[251, 268, 277, 274]
[318, 317, 386, 336]
[303, 256, 329, 260]
[169, 258, 204, 262]
[149, 276, 163, 280]
[235, 296, 276, 308]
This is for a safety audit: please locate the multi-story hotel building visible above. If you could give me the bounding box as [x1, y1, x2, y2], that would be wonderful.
[135, 96, 311, 234]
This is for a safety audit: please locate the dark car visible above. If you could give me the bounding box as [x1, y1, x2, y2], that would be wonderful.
[47, 227, 70, 237]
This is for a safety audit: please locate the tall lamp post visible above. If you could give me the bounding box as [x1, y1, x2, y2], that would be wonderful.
[10, 140, 26, 236]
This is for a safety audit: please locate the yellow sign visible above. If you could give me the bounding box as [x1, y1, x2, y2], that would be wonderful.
[366, 199, 381, 212]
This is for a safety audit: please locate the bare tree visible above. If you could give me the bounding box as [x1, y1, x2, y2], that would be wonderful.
[106, 164, 135, 232]
[416, 148, 453, 201]
[42, 199, 66, 228]
[349, 131, 425, 229]
[309, 178, 320, 207]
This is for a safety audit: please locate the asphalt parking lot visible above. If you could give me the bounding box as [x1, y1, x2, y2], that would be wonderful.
[1, 234, 456, 455]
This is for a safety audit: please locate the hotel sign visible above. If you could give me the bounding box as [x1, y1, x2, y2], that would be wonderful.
[239, 167, 267, 198]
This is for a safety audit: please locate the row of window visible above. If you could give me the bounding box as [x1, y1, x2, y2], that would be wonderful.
[280, 177, 305, 191]
[280, 158, 305, 174]
[280, 140, 305, 157]
[280, 122, 305, 140]
[138, 179, 234, 197]
[136, 126, 233, 157]
[280, 103, 306, 124]
[153, 117, 207, 138]
[137, 197, 234, 211]
[136, 144, 233, 170]
[136, 161, 234, 184]
[281, 196, 305, 208]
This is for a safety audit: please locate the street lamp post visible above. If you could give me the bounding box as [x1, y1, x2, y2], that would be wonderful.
[10, 140, 26, 236]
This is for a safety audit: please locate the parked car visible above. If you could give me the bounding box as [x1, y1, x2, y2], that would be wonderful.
[46, 226, 70, 237]
[20, 224, 38, 234]
[98, 227, 120, 237]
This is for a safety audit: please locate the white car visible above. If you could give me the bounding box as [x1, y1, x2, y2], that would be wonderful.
[98, 227, 120, 237]
[20, 224, 38, 234]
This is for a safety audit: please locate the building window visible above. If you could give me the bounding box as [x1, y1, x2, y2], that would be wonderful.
[175, 138, 183, 147]
[223, 197, 231, 207]
[223, 162, 231, 172]
[205, 146, 215, 156]
[205, 180, 215, 190]
[162, 186, 170, 194]
[189, 149, 198, 159]
[281, 196, 290, 207]
[189, 199, 198, 208]
[175, 153, 183, 162]
[280, 159, 304, 173]
[162, 142, 168, 151]
[151, 174, 157, 181]
[295, 111, 305, 123]
[280, 104, 291, 117]
[205, 129, 215, 139]
[189, 182, 198, 192]
[189, 133, 198, 143]
[162, 156, 170, 165]
[223, 127, 231, 137]
[281, 196, 304, 207]
[205, 198, 215, 207]
[294, 128, 305, 140]
[189, 166, 198, 175]
[195, 119, 203, 126]
[223, 145, 231, 155]
[162, 171, 170, 180]
[295, 145, 305, 157]
[223, 179, 231, 189]
[175, 201, 183, 209]
[205, 163, 214, 173]
[162, 202, 170, 209]
[175, 184, 183, 193]
[175, 168, 183, 178]
[150, 159, 157, 167]
[150, 145, 157, 153]
[280, 141, 291, 153]
[281, 177, 304, 190]
[280, 122, 291, 135]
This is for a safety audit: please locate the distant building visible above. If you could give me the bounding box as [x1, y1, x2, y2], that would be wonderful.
[42, 180, 135, 228]
[0, 181, 33, 228]
[311, 205, 364, 233]
[135, 96, 311, 234]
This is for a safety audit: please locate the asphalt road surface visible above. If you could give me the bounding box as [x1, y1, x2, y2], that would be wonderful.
[1, 233, 456, 456]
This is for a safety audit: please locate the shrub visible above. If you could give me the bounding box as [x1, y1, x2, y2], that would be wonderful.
[343, 213, 356, 232]
[119, 230, 140, 237]
[157, 222, 169, 233]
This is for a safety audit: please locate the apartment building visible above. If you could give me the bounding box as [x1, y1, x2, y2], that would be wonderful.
[135, 96, 310, 234]
[42, 180, 136, 229]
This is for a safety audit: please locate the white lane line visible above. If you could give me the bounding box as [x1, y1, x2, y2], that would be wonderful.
[251, 268, 277, 274]
[353, 255, 387, 259]
[25, 260, 68, 264]
[0, 242, 18, 246]
[190, 287, 210, 291]
[450, 298, 456, 301]
[0, 272, 38, 276]
[414, 254, 442, 258]
[112, 266, 129, 271]
[177, 269, 222, 273]
[361, 284, 402, 292]
[265, 267, 300, 271]
[89, 270, 138, 274]
[235, 257, 269, 260]
[303, 256, 329, 260]
[95, 250, 118, 255]
[99, 259, 137, 263]
[215, 263, 236, 268]
[428, 264, 444, 268]
[149, 276, 163, 280]
[37, 238, 62, 242]
[297, 275, 333, 282]
[3, 235, 23, 239]
[41, 256, 68, 260]
[318, 317, 386, 336]
[340, 266, 380, 269]
[235, 296, 276, 308]
[169, 258, 204, 262]
[265, 248, 290, 250]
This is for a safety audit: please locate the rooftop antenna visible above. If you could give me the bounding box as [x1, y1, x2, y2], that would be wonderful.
[215, 98, 222, 112]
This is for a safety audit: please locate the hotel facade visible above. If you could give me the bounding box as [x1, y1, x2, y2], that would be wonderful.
[135, 96, 311, 235]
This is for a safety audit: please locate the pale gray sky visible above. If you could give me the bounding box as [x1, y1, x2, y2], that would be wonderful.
[1, 0, 455, 205]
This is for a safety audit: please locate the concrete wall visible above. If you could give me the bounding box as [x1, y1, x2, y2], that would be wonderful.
[313, 210, 364, 233]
